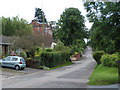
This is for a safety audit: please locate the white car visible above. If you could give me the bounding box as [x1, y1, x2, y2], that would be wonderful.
[1, 56, 26, 70]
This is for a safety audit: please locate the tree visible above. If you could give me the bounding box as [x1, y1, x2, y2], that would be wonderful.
[34, 8, 47, 23]
[2, 16, 32, 36]
[84, 2, 120, 53]
[56, 8, 86, 46]
[11, 33, 43, 50]
[11, 32, 52, 51]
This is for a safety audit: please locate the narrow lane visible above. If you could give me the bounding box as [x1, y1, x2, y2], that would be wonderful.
[2, 47, 97, 88]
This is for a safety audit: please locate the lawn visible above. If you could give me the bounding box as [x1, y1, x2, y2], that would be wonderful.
[88, 64, 118, 85]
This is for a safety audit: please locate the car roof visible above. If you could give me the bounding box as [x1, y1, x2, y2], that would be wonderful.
[7, 56, 22, 58]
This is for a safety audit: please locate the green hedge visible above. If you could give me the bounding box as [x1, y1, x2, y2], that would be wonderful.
[45, 48, 54, 52]
[41, 51, 71, 68]
[101, 54, 119, 67]
[93, 51, 105, 64]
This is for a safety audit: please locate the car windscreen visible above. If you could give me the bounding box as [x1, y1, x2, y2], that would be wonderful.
[3, 57, 11, 61]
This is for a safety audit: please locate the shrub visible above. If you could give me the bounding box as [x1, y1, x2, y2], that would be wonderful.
[30, 47, 38, 58]
[54, 40, 65, 51]
[70, 39, 86, 55]
[34, 47, 43, 59]
[93, 51, 105, 64]
[41, 51, 71, 68]
[20, 51, 27, 58]
[26, 52, 31, 57]
[45, 48, 54, 52]
[29, 47, 43, 59]
[101, 54, 119, 67]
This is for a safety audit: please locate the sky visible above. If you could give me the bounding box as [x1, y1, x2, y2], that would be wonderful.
[0, 0, 93, 29]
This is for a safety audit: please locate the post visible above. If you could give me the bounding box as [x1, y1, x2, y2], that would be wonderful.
[116, 60, 120, 83]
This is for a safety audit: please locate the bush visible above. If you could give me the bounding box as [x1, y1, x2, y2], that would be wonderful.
[29, 47, 43, 59]
[45, 48, 54, 52]
[101, 54, 119, 67]
[20, 51, 27, 58]
[34, 47, 43, 59]
[70, 39, 86, 55]
[93, 51, 105, 64]
[41, 51, 71, 68]
[54, 40, 65, 51]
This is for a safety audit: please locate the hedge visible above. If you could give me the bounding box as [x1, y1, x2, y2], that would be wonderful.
[41, 51, 71, 68]
[93, 51, 105, 64]
[101, 54, 119, 67]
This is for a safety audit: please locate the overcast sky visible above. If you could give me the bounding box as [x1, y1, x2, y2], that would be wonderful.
[0, 0, 93, 29]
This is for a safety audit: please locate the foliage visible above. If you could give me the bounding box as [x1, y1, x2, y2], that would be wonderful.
[54, 40, 71, 52]
[53, 40, 65, 51]
[70, 39, 86, 55]
[34, 47, 43, 59]
[92, 51, 105, 64]
[84, 2, 120, 53]
[20, 51, 27, 58]
[88, 64, 118, 85]
[56, 8, 87, 46]
[2, 16, 32, 36]
[29, 47, 43, 59]
[41, 51, 71, 68]
[101, 54, 120, 67]
[45, 48, 54, 52]
[34, 8, 47, 23]
[11, 32, 51, 51]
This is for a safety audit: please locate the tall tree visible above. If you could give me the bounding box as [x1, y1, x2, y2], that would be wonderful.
[56, 8, 86, 46]
[2, 16, 32, 36]
[34, 8, 47, 23]
[84, 2, 120, 53]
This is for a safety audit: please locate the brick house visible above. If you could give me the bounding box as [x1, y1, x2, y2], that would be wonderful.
[31, 20, 53, 47]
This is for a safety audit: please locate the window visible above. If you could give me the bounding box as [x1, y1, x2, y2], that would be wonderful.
[11, 58, 18, 61]
[20, 58, 25, 63]
[4, 57, 11, 61]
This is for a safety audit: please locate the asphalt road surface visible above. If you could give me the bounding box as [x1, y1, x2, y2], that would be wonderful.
[2, 47, 97, 88]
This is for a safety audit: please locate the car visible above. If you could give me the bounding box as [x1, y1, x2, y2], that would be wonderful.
[1, 56, 26, 70]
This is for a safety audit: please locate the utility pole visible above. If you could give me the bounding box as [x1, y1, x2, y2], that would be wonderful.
[42, 12, 45, 50]
[41, 0, 45, 50]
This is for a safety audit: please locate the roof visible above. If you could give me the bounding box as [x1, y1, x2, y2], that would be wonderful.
[0, 35, 14, 45]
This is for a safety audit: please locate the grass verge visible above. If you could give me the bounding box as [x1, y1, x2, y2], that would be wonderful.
[88, 64, 118, 85]
[48, 62, 73, 70]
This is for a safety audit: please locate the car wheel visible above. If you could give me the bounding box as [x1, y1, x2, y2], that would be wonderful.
[21, 68, 25, 70]
[2, 66, 5, 68]
[15, 65, 20, 70]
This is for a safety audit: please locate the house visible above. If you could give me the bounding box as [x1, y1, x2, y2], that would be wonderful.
[0, 36, 14, 58]
[31, 20, 53, 47]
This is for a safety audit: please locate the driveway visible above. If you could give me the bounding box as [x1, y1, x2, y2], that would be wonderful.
[1, 67, 44, 80]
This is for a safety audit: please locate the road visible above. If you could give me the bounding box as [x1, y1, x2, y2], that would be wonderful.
[2, 47, 97, 88]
